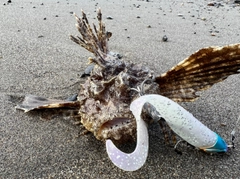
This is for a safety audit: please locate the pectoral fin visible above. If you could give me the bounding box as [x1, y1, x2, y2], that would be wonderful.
[16, 94, 80, 112]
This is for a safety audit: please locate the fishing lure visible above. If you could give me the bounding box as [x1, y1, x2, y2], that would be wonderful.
[106, 94, 229, 171]
[16, 9, 240, 171]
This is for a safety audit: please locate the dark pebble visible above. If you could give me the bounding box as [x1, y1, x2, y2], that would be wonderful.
[137, 16, 140, 18]
[38, 35, 44, 38]
[162, 35, 168, 42]
[70, 11, 73, 14]
[208, 2, 223, 7]
[208, 2, 215, 6]
[55, 15, 58, 17]
[106, 16, 113, 20]
[133, 4, 139, 8]
[7, 0, 11, 3]
[43, 17, 46, 20]
[40, 3, 44, 5]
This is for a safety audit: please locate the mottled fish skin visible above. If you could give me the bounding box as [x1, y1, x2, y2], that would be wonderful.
[70, 9, 159, 143]
[76, 59, 157, 142]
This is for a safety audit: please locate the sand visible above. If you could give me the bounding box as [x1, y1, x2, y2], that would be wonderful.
[1, 0, 240, 178]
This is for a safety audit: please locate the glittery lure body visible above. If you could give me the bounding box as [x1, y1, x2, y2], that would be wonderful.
[106, 94, 228, 171]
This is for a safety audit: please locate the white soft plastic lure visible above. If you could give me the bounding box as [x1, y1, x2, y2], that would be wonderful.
[106, 98, 149, 171]
[106, 94, 228, 171]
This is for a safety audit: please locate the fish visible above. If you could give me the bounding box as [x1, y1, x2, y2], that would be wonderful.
[16, 8, 240, 171]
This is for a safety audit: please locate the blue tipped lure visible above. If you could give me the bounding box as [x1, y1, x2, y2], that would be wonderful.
[106, 94, 229, 171]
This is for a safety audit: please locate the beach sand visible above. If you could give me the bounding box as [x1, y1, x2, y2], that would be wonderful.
[1, 0, 240, 178]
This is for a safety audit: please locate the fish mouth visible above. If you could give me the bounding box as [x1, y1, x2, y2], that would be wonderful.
[98, 117, 136, 142]
[101, 117, 132, 129]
